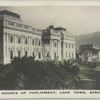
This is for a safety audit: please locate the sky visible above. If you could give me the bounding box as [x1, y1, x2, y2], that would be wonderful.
[0, 6, 100, 35]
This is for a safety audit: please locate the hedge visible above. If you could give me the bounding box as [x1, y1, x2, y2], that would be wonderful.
[0, 57, 80, 90]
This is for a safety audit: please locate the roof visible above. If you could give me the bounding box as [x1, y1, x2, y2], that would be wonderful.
[0, 10, 20, 19]
[54, 27, 66, 31]
[47, 25, 66, 31]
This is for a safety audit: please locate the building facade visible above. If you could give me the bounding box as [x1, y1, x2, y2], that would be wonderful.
[0, 10, 75, 65]
[78, 44, 100, 64]
[42, 25, 75, 61]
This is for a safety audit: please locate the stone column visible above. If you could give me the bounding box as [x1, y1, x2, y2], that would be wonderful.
[3, 33, 6, 64]
[14, 34, 17, 57]
[58, 40, 61, 61]
[22, 36, 25, 57]
[50, 39, 54, 60]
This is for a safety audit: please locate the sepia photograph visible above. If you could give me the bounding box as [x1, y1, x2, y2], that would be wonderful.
[0, 5, 100, 94]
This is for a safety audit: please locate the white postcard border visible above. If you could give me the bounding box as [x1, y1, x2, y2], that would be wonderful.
[0, 0, 100, 98]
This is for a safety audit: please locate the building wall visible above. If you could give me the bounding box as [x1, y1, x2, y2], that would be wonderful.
[2, 28, 76, 64]
[0, 17, 3, 64]
[42, 26, 76, 61]
[2, 27, 76, 65]
[98, 51, 100, 61]
[0, 10, 76, 65]
[3, 28, 42, 64]
[63, 39, 75, 60]
[50, 39, 61, 61]
[42, 39, 61, 61]
[79, 44, 100, 64]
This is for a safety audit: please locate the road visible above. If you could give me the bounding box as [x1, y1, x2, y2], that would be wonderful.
[79, 65, 100, 89]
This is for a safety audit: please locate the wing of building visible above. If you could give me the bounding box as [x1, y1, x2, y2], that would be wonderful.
[0, 10, 76, 64]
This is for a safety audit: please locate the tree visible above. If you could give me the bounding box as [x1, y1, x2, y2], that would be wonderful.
[0, 57, 80, 90]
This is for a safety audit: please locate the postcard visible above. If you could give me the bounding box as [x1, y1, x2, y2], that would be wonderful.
[0, 0, 100, 98]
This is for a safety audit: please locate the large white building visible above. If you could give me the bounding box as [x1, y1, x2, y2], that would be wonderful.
[42, 25, 76, 61]
[0, 10, 75, 65]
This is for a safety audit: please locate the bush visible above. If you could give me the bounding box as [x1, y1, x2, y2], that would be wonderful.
[0, 57, 80, 90]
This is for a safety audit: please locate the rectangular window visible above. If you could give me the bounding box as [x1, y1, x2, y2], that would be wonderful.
[72, 44, 74, 48]
[54, 52, 56, 60]
[47, 52, 49, 57]
[18, 51, 21, 58]
[18, 37, 21, 43]
[39, 52, 41, 59]
[10, 36, 14, 43]
[66, 44, 68, 48]
[8, 21, 15, 26]
[39, 40, 41, 46]
[35, 38, 40, 46]
[32, 39, 34, 45]
[33, 52, 35, 57]
[25, 38, 28, 44]
[69, 44, 71, 48]
[54, 42, 56, 47]
[10, 50, 13, 60]
[25, 51, 27, 57]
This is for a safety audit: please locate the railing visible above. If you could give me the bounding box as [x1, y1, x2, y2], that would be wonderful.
[4, 19, 42, 34]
